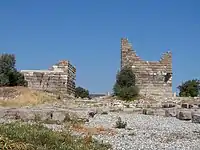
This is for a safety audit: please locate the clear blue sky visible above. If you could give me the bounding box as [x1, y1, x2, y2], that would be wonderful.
[0, 0, 200, 93]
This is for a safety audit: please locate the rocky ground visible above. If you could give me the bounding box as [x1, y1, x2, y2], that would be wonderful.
[86, 112, 200, 150]
[1, 89, 200, 150]
[1, 110, 200, 150]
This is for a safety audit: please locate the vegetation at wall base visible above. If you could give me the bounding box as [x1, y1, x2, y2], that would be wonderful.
[0, 53, 27, 87]
[75, 86, 90, 99]
[0, 122, 111, 150]
[113, 66, 139, 101]
[178, 79, 200, 97]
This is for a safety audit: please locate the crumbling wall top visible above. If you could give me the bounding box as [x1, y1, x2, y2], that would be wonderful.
[121, 37, 173, 97]
[121, 38, 172, 64]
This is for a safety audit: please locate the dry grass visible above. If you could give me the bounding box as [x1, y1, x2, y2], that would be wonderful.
[71, 124, 117, 136]
[0, 122, 112, 150]
[0, 135, 33, 149]
[0, 86, 58, 107]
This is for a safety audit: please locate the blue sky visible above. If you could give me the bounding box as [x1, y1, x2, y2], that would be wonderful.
[0, 0, 200, 93]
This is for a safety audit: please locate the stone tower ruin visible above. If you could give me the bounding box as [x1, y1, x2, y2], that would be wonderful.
[121, 38, 172, 97]
[21, 60, 76, 97]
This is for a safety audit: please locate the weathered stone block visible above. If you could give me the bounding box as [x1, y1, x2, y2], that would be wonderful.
[165, 108, 176, 117]
[192, 113, 200, 123]
[142, 109, 155, 115]
[176, 110, 192, 121]
[162, 102, 176, 108]
[154, 109, 166, 116]
[52, 111, 67, 122]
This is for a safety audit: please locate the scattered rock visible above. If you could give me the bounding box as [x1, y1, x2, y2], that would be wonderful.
[192, 113, 200, 123]
[88, 110, 97, 118]
[101, 111, 108, 115]
[109, 107, 123, 112]
[112, 102, 124, 108]
[162, 102, 176, 108]
[181, 103, 194, 109]
[181, 103, 188, 108]
[132, 108, 142, 113]
[142, 109, 147, 115]
[153, 109, 165, 116]
[52, 111, 66, 122]
[142, 108, 165, 116]
[86, 112, 200, 150]
[128, 132, 136, 136]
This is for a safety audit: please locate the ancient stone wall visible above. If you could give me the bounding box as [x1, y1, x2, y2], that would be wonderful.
[21, 60, 76, 96]
[121, 38, 172, 97]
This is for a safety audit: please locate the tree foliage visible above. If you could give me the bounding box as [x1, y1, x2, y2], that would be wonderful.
[177, 79, 200, 97]
[113, 66, 139, 101]
[0, 53, 27, 86]
[75, 86, 89, 98]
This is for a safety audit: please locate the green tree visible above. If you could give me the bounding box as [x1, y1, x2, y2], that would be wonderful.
[75, 86, 89, 98]
[177, 79, 200, 97]
[0, 53, 27, 86]
[113, 67, 139, 101]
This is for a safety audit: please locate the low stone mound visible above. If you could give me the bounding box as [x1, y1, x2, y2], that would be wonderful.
[0, 107, 88, 124]
[142, 107, 200, 124]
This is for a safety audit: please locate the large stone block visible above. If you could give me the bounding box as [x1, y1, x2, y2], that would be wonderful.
[192, 113, 200, 123]
[0, 108, 86, 124]
[142, 108, 165, 116]
[176, 110, 192, 121]
[164, 108, 177, 117]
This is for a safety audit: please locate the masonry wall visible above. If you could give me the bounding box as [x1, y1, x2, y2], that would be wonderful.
[121, 38, 172, 97]
[21, 60, 76, 96]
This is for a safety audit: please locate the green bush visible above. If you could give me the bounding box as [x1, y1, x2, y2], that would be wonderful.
[113, 67, 139, 101]
[115, 117, 127, 129]
[118, 86, 139, 101]
[177, 79, 200, 97]
[0, 53, 27, 86]
[75, 86, 90, 98]
[0, 122, 111, 150]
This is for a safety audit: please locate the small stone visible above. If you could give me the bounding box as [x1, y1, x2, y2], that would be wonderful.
[88, 111, 96, 118]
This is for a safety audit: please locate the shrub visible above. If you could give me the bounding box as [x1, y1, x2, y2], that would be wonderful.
[115, 117, 127, 129]
[75, 86, 90, 98]
[115, 67, 136, 87]
[0, 53, 27, 86]
[118, 86, 139, 101]
[113, 67, 139, 100]
[0, 122, 111, 150]
[177, 79, 200, 97]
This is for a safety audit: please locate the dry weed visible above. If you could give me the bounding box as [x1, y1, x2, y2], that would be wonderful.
[0, 86, 58, 107]
[71, 124, 117, 136]
[0, 135, 33, 150]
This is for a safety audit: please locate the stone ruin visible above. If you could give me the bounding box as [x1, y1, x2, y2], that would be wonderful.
[21, 60, 76, 96]
[121, 38, 172, 97]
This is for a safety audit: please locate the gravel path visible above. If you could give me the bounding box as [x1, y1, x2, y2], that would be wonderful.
[85, 113, 200, 150]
